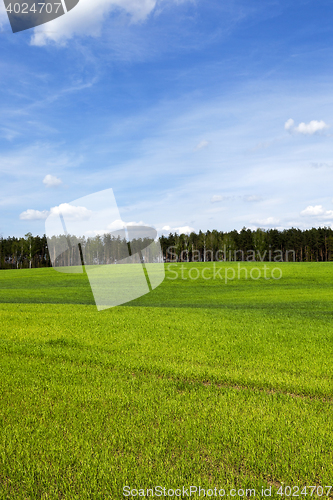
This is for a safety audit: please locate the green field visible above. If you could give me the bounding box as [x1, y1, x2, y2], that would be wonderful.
[0, 263, 333, 499]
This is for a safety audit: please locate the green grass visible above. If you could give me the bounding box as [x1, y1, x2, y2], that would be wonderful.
[0, 263, 333, 499]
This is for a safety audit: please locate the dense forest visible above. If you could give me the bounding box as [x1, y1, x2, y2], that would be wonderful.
[1, 226, 333, 269]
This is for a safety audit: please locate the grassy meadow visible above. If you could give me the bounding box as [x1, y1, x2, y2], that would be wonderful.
[0, 262, 333, 498]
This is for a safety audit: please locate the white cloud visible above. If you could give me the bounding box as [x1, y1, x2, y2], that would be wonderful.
[20, 209, 49, 220]
[50, 203, 92, 220]
[43, 174, 63, 188]
[175, 225, 195, 234]
[284, 118, 294, 131]
[85, 220, 156, 239]
[285, 118, 329, 135]
[106, 219, 146, 232]
[107, 219, 127, 231]
[125, 220, 146, 227]
[194, 140, 209, 151]
[159, 225, 194, 234]
[300, 205, 325, 216]
[295, 120, 329, 134]
[210, 195, 222, 203]
[83, 219, 151, 236]
[30, 0, 184, 46]
[300, 205, 333, 219]
[20, 203, 92, 222]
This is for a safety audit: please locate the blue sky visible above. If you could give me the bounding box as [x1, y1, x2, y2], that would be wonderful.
[1, 0, 333, 237]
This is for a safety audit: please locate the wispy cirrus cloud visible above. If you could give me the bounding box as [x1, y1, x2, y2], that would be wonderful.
[310, 162, 333, 169]
[194, 140, 209, 151]
[210, 195, 261, 204]
[29, 0, 191, 46]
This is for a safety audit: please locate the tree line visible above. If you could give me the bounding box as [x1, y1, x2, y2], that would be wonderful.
[1, 226, 333, 269]
[0, 232, 159, 269]
[161, 226, 333, 262]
